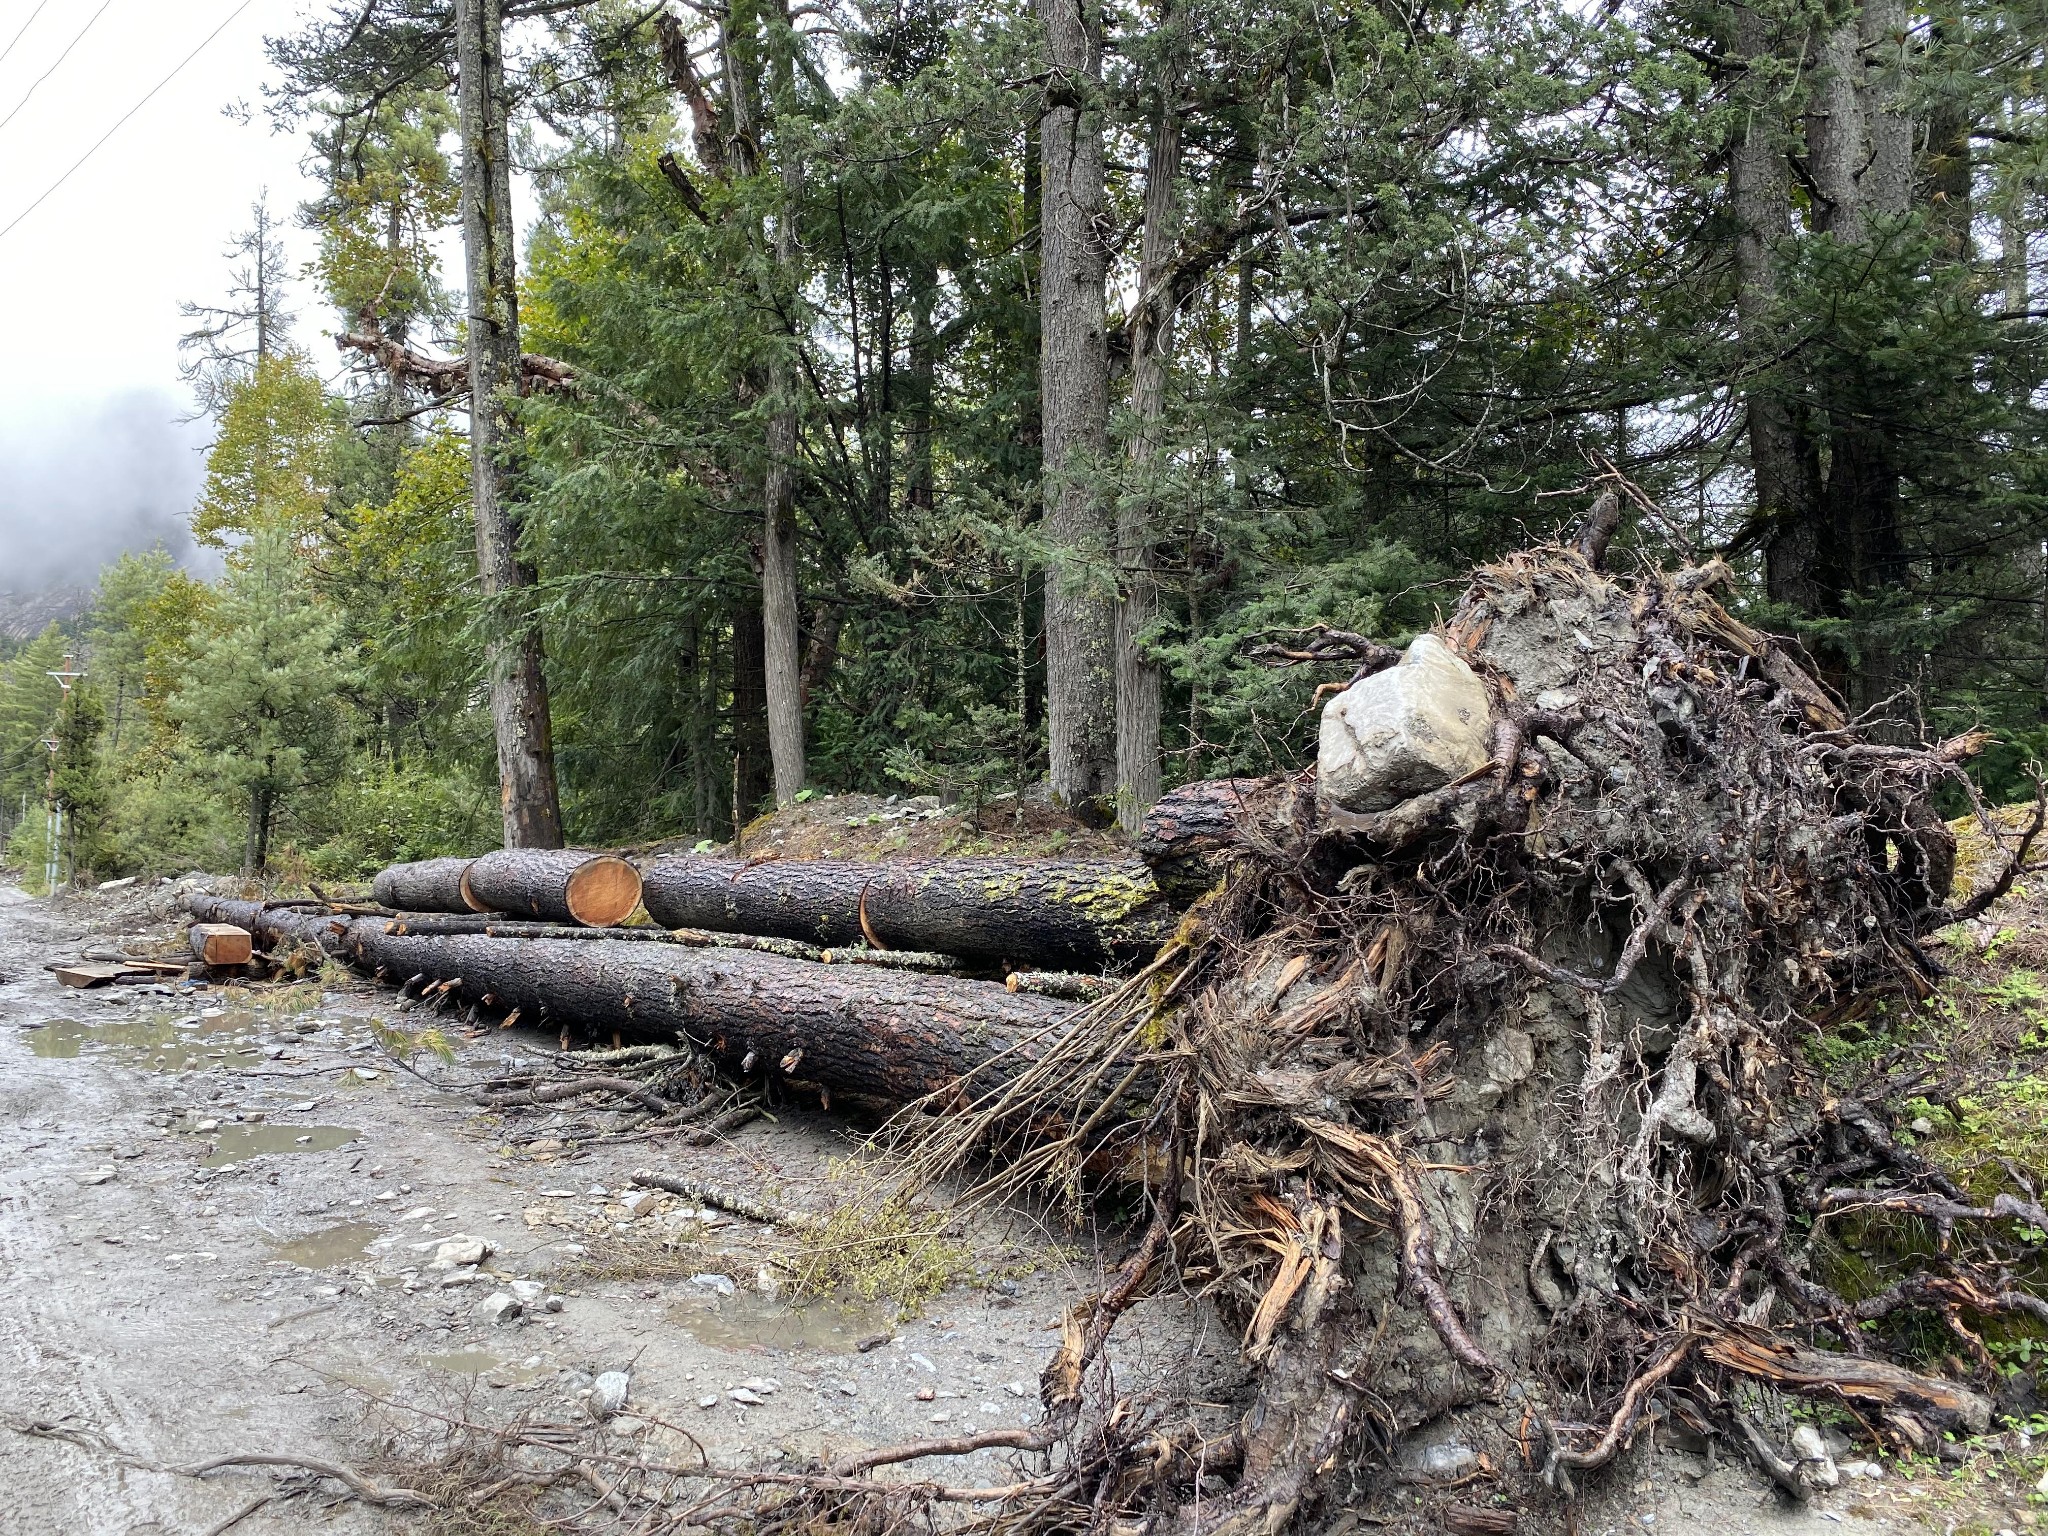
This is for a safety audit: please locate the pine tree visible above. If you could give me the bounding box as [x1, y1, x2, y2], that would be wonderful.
[173, 526, 355, 873]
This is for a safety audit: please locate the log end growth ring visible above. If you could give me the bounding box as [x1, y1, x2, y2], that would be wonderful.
[565, 855, 644, 927]
[458, 867, 493, 913]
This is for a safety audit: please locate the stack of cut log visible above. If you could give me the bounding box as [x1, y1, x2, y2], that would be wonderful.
[181, 786, 1265, 1108]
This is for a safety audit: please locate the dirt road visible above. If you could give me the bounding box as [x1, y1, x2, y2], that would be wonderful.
[0, 880, 2030, 1534]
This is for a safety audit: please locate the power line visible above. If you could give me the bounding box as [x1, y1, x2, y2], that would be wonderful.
[0, 0, 55, 73]
[0, 0, 259, 245]
[0, 0, 118, 136]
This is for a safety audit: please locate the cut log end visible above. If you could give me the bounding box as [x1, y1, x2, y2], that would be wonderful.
[564, 855, 643, 927]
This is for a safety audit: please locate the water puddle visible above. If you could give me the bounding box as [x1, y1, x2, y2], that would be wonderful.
[203, 1124, 359, 1168]
[27, 1011, 279, 1073]
[424, 1349, 548, 1382]
[668, 1291, 894, 1354]
[272, 1220, 380, 1269]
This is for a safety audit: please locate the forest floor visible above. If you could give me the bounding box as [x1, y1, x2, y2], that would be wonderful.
[1, 820, 2046, 1533]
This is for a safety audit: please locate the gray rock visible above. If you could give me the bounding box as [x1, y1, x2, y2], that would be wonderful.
[729, 1387, 767, 1406]
[690, 1272, 736, 1296]
[476, 1291, 523, 1326]
[429, 1235, 492, 1269]
[1408, 1441, 1478, 1480]
[1316, 635, 1491, 813]
[508, 1279, 545, 1303]
[76, 1166, 116, 1186]
[1789, 1425, 1839, 1489]
[590, 1370, 631, 1418]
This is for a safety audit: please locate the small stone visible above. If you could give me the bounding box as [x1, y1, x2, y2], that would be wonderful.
[915, 1386, 936, 1402]
[755, 1264, 781, 1297]
[509, 1280, 545, 1303]
[290, 1101, 315, 1111]
[195, 1119, 220, 1133]
[729, 1387, 766, 1406]
[619, 1190, 661, 1219]
[543, 1295, 565, 1313]
[476, 1292, 523, 1326]
[398, 1207, 434, 1220]
[741, 1377, 779, 1395]
[430, 1236, 492, 1269]
[439, 1267, 480, 1288]
[698, 1395, 719, 1410]
[76, 1166, 116, 1186]
[1909, 1116, 1934, 1135]
[690, 1273, 736, 1297]
[929, 1411, 951, 1423]
[590, 1370, 630, 1418]
[2037, 1467, 2048, 1496]
[351, 1068, 380, 1082]
[1410, 1442, 1478, 1480]
[1003, 1380, 1032, 1398]
[910, 1352, 937, 1373]
[1789, 1425, 1839, 1489]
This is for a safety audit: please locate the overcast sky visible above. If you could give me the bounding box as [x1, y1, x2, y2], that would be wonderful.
[0, 0, 329, 590]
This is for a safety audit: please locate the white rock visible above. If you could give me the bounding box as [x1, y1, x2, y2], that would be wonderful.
[194, 1119, 220, 1133]
[1003, 1381, 1032, 1398]
[620, 1189, 662, 1219]
[1909, 1116, 1934, 1135]
[509, 1279, 545, 1303]
[76, 1166, 116, 1186]
[1316, 634, 1491, 813]
[755, 1264, 782, 1297]
[698, 1395, 719, 1410]
[590, 1370, 631, 1418]
[430, 1235, 492, 1269]
[476, 1292, 523, 1325]
[729, 1387, 766, 1406]
[2037, 1466, 2048, 1496]
[351, 1068, 381, 1082]
[439, 1267, 480, 1288]
[909, 1352, 938, 1373]
[690, 1273, 737, 1296]
[1789, 1425, 1839, 1489]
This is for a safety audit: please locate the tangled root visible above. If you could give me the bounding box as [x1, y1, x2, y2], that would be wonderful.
[840, 544, 2048, 1534]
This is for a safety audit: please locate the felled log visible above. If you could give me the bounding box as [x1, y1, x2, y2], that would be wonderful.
[371, 857, 484, 914]
[639, 855, 1174, 966]
[462, 849, 643, 927]
[344, 927, 1070, 1102]
[182, 894, 1073, 1105]
[1135, 777, 1289, 897]
[188, 923, 253, 966]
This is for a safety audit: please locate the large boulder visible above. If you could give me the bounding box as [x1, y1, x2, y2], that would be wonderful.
[1317, 634, 1492, 812]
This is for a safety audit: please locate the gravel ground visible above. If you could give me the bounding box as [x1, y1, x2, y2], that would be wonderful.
[1, 878, 2040, 1535]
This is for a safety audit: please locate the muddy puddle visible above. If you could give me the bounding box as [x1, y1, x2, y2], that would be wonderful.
[424, 1349, 548, 1381]
[203, 1123, 360, 1167]
[668, 1291, 893, 1354]
[27, 1010, 292, 1073]
[272, 1219, 380, 1269]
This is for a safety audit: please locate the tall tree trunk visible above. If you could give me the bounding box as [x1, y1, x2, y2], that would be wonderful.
[1729, 4, 1819, 611]
[1115, 38, 1182, 832]
[1807, 19, 1866, 243]
[1038, 0, 1115, 816]
[731, 600, 772, 822]
[455, 0, 564, 849]
[727, 0, 806, 808]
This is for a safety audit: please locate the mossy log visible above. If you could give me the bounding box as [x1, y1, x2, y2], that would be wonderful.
[461, 849, 643, 927]
[638, 855, 1174, 966]
[371, 857, 485, 914]
[183, 894, 1073, 1104]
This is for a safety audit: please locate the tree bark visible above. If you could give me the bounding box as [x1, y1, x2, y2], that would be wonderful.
[1115, 21, 1181, 833]
[1728, 4, 1820, 612]
[731, 600, 772, 822]
[455, 0, 564, 850]
[760, 0, 807, 807]
[641, 854, 1175, 965]
[461, 849, 644, 927]
[1039, 0, 1115, 816]
[372, 856, 485, 914]
[181, 895, 1075, 1107]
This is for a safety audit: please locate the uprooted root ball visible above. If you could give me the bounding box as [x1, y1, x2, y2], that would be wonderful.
[874, 546, 2045, 1533]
